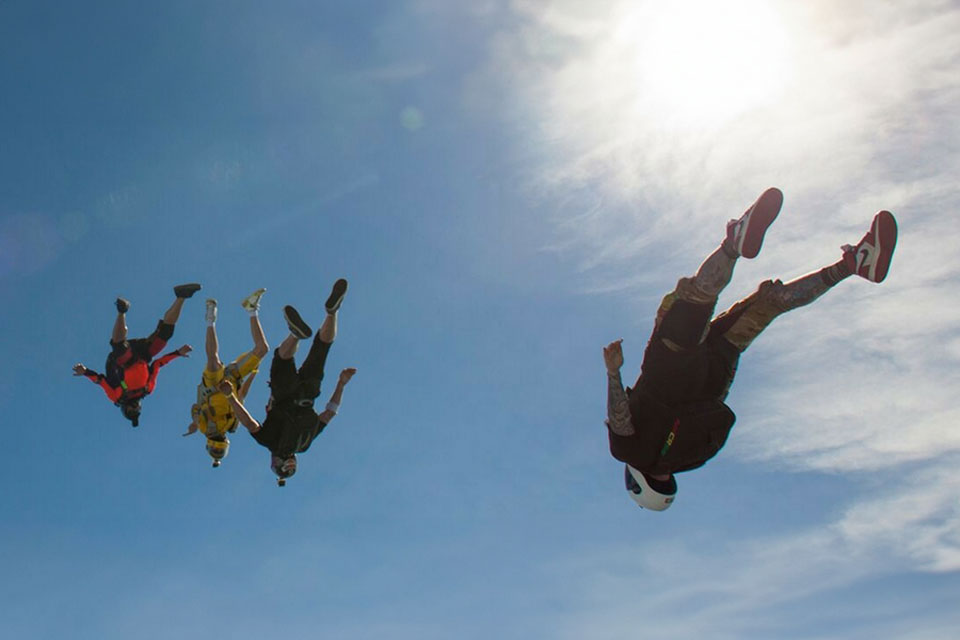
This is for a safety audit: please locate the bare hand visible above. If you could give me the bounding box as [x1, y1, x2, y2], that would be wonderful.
[72, 363, 86, 376]
[177, 344, 193, 357]
[603, 339, 624, 373]
[218, 379, 235, 396]
[182, 422, 198, 437]
[338, 368, 357, 385]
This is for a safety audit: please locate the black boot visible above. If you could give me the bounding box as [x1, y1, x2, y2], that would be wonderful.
[325, 278, 348, 314]
[173, 283, 202, 299]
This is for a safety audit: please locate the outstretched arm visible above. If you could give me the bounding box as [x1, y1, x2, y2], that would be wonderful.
[153, 345, 193, 370]
[603, 340, 634, 436]
[237, 370, 257, 402]
[73, 363, 122, 402]
[218, 380, 261, 433]
[183, 405, 200, 436]
[145, 345, 192, 392]
[317, 368, 356, 424]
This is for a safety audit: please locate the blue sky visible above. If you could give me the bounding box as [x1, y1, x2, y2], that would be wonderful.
[2, 1, 959, 638]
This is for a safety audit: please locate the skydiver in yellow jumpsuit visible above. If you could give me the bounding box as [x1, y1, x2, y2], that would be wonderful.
[183, 288, 269, 466]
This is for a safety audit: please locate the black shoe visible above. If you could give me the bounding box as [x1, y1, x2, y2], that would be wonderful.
[174, 283, 202, 299]
[115, 297, 130, 314]
[325, 278, 348, 314]
[283, 305, 313, 339]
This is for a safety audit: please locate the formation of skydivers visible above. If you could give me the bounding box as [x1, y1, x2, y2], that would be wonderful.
[74, 279, 353, 486]
[73, 188, 899, 505]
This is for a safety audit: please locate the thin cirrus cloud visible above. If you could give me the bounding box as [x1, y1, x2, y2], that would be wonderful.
[475, 0, 959, 270]
[543, 456, 960, 638]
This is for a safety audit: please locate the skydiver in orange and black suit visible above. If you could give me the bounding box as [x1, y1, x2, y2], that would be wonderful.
[73, 283, 201, 426]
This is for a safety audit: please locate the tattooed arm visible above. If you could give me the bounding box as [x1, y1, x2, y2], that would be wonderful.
[603, 340, 634, 436]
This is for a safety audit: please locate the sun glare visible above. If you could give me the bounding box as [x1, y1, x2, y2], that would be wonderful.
[631, 0, 790, 127]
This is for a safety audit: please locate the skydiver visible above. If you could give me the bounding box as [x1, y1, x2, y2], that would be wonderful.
[218, 279, 356, 486]
[604, 188, 898, 510]
[73, 283, 201, 426]
[183, 288, 270, 467]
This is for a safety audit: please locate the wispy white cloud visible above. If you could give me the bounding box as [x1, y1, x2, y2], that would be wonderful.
[360, 62, 432, 82]
[543, 456, 960, 638]
[477, 0, 960, 270]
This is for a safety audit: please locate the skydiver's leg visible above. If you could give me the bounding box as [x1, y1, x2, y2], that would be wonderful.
[278, 305, 312, 360]
[709, 259, 851, 352]
[276, 333, 300, 360]
[162, 282, 202, 326]
[205, 299, 222, 372]
[268, 339, 302, 402]
[111, 308, 128, 344]
[298, 277, 343, 376]
[297, 279, 346, 395]
[317, 310, 337, 345]
[652, 187, 783, 350]
[249, 313, 270, 359]
[162, 296, 187, 326]
[298, 330, 332, 396]
[140, 284, 200, 359]
[636, 189, 782, 402]
[242, 288, 270, 358]
[109, 298, 132, 374]
[711, 210, 899, 352]
[218, 294, 270, 397]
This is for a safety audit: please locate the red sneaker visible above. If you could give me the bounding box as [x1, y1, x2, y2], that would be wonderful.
[842, 211, 898, 283]
[726, 187, 783, 259]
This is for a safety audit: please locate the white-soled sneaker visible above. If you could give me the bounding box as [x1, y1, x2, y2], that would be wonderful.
[241, 288, 266, 312]
[205, 299, 218, 324]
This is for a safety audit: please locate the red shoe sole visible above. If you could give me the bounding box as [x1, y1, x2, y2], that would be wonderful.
[737, 187, 783, 259]
[869, 210, 898, 282]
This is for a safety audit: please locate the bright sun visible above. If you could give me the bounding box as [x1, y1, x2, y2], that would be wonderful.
[628, 0, 790, 127]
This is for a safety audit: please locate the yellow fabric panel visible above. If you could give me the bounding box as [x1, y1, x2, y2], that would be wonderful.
[193, 352, 261, 437]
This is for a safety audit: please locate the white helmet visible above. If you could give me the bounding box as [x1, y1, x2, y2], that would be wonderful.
[624, 465, 676, 511]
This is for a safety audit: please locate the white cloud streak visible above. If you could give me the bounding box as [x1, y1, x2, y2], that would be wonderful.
[542, 456, 960, 638]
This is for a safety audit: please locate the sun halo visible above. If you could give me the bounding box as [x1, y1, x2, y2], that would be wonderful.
[630, 1, 791, 128]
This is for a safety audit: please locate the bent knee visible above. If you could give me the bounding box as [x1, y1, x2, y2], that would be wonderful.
[156, 321, 175, 341]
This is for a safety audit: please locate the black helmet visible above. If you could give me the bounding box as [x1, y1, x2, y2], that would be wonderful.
[120, 400, 141, 427]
